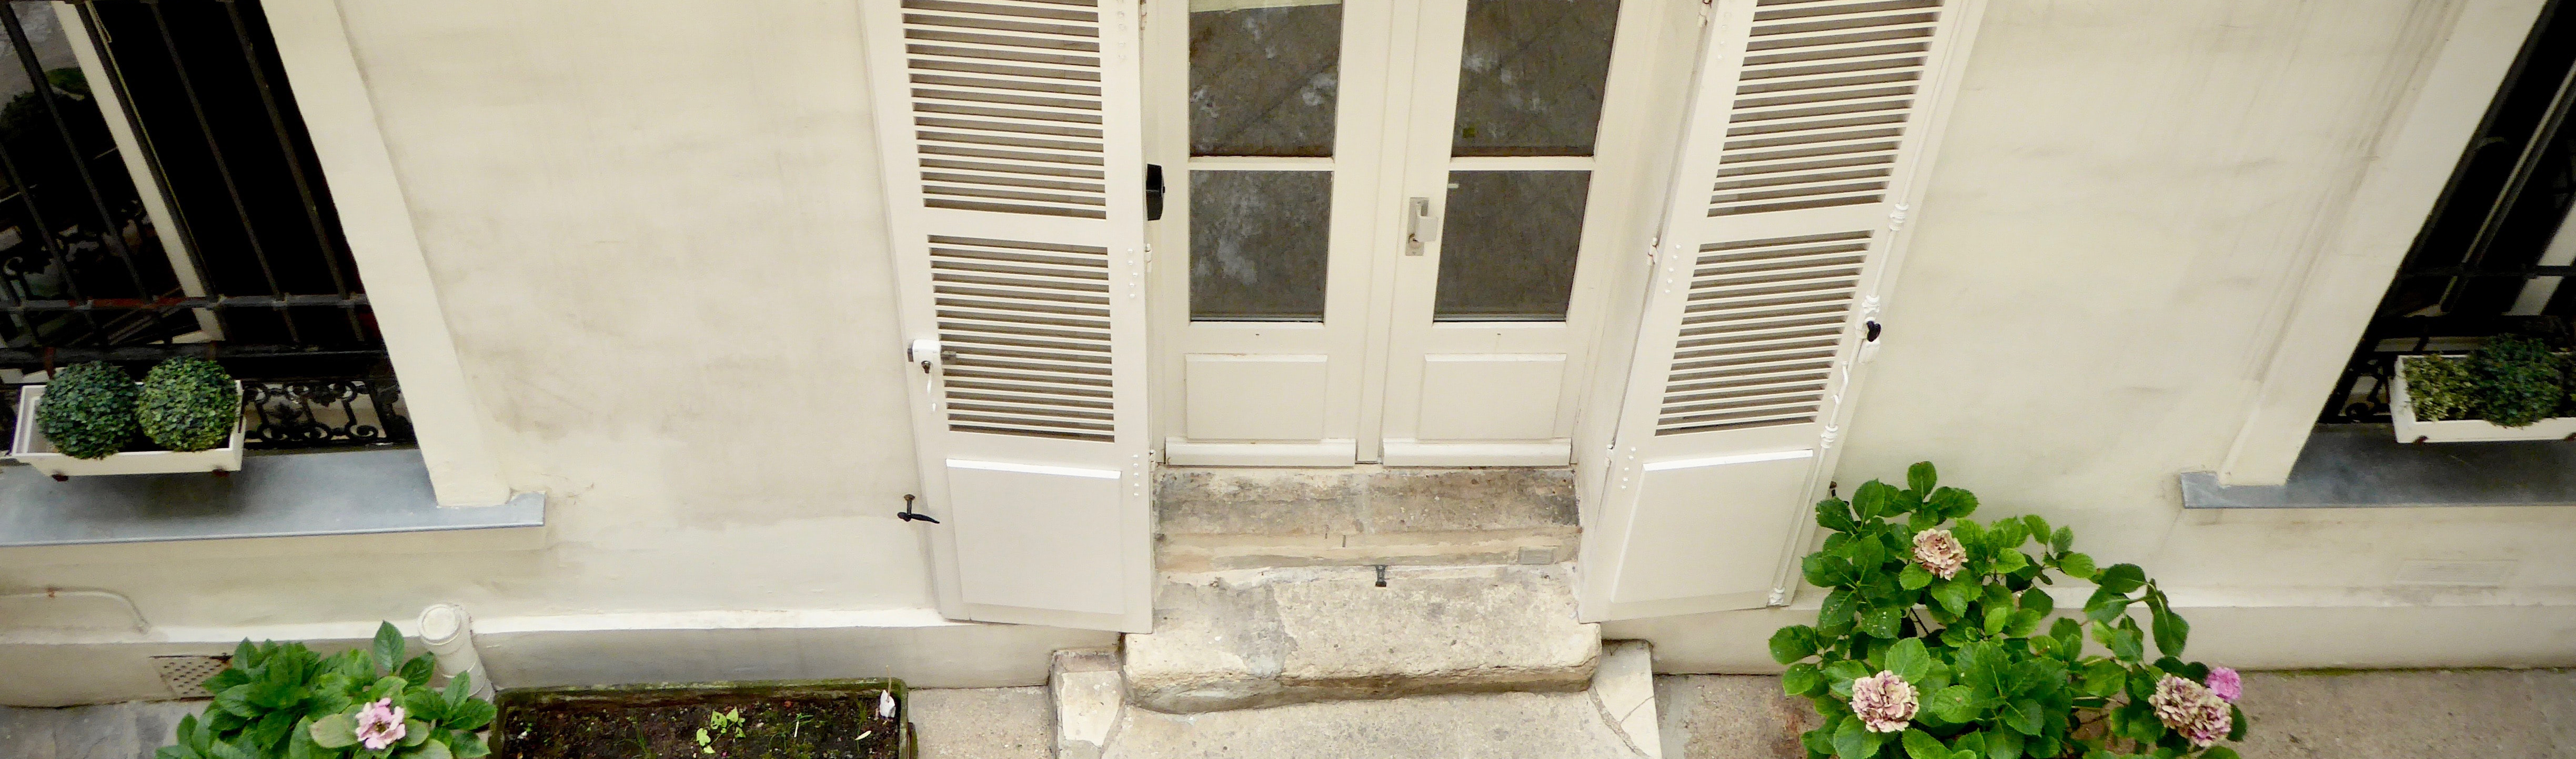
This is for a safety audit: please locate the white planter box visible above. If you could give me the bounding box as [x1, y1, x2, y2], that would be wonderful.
[2390, 355, 2576, 443]
[11, 383, 246, 477]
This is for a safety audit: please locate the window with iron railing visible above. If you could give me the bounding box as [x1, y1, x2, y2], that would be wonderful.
[2325, 0, 2576, 424]
[0, 0, 406, 451]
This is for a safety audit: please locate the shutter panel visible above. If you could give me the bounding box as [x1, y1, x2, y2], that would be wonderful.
[866, 0, 1152, 633]
[1578, 0, 1983, 621]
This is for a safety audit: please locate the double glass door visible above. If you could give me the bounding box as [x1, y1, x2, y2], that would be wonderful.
[1147, 0, 1646, 465]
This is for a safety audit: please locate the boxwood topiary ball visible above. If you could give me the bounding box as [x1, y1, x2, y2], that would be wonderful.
[138, 357, 239, 452]
[36, 362, 137, 460]
[2471, 334, 2565, 427]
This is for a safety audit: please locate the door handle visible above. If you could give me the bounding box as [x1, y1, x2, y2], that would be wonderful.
[1406, 197, 1436, 255]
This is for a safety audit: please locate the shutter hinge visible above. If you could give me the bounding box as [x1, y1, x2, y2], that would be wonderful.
[1767, 587, 1788, 607]
[1888, 203, 1910, 232]
[1699, 0, 1713, 26]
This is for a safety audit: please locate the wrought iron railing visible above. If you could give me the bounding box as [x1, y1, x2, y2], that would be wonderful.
[2323, 0, 2576, 424]
[0, 0, 400, 451]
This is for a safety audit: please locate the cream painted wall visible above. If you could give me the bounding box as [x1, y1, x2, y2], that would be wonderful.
[0, 2, 1061, 701]
[1621, 0, 2576, 671]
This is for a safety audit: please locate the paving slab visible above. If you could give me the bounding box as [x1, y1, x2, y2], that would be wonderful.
[1653, 670, 2576, 759]
[1103, 690, 1648, 759]
[901, 687, 1054, 759]
[0, 699, 203, 759]
[1124, 563, 1601, 713]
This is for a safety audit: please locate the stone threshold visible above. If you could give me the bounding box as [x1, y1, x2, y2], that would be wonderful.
[1155, 466, 1579, 571]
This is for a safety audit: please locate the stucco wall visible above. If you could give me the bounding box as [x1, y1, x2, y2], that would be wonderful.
[1621, 0, 2576, 671]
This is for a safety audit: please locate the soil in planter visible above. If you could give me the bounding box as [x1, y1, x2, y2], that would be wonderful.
[497, 690, 901, 759]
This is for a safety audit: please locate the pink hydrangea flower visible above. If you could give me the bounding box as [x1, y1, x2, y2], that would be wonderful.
[2150, 674, 2230, 747]
[1849, 671, 1918, 733]
[1912, 529, 1966, 580]
[354, 698, 407, 751]
[2205, 666, 2242, 702]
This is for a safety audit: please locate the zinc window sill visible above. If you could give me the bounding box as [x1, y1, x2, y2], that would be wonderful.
[0, 448, 542, 548]
[2182, 424, 2576, 509]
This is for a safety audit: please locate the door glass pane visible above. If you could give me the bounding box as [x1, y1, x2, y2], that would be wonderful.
[1435, 171, 1589, 321]
[1190, 1, 1342, 157]
[1191, 171, 1332, 321]
[1451, 0, 1621, 157]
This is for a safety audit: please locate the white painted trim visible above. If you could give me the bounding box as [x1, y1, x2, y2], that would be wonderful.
[52, 3, 218, 337]
[1379, 440, 1572, 466]
[2219, 0, 2551, 486]
[944, 459, 1122, 480]
[1445, 156, 1596, 171]
[260, 0, 508, 506]
[1163, 438, 1356, 466]
[1183, 156, 1335, 171]
[1642, 448, 1813, 472]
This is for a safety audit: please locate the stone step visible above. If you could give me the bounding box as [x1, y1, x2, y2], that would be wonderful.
[1156, 467, 1581, 572]
[1120, 563, 1602, 714]
[1054, 640, 1662, 759]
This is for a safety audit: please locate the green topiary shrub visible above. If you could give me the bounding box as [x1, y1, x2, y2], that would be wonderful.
[36, 361, 136, 459]
[2469, 334, 2563, 427]
[137, 357, 239, 452]
[2400, 354, 2474, 422]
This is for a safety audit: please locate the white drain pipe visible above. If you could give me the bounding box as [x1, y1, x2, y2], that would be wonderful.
[417, 604, 495, 700]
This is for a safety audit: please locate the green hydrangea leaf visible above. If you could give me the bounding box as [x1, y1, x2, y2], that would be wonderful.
[1899, 563, 1935, 590]
[1882, 638, 1931, 681]
[1832, 716, 1888, 759]
[1783, 663, 1825, 696]
[1772, 626, 1820, 664]
[2096, 564, 2147, 595]
[445, 696, 497, 732]
[1907, 462, 1937, 494]
[307, 714, 359, 749]
[1903, 728, 1948, 759]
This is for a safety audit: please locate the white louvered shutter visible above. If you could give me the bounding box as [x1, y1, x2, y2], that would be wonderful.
[1578, 0, 1984, 621]
[864, 0, 1152, 632]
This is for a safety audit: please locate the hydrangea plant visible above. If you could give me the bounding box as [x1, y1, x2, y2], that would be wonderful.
[36, 361, 137, 459]
[1768, 463, 2247, 759]
[138, 356, 240, 452]
[158, 622, 493, 759]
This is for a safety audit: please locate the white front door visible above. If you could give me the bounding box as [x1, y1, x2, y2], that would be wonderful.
[1146, 0, 1658, 466]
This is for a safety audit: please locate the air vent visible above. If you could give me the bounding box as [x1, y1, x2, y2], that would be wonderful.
[931, 234, 1117, 442]
[1710, 0, 1943, 216]
[901, 0, 1110, 219]
[1655, 231, 1869, 436]
[153, 655, 230, 698]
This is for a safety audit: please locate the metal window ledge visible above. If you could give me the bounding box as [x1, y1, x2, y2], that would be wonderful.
[0, 448, 542, 547]
[2182, 424, 2576, 508]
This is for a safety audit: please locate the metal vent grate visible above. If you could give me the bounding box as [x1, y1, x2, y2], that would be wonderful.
[1709, 0, 1942, 216]
[153, 655, 230, 698]
[902, 0, 1110, 219]
[931, 234, 1117, 442]
[1655, 231, 1869, 435]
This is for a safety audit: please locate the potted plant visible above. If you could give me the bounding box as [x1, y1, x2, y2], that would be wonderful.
[13, 357, 247, 477]
[157, 622, 496, 759]
[2391, 334, 2576, 442]
[495, 679, 913, 759]
[1769, 462, 2249, 759]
